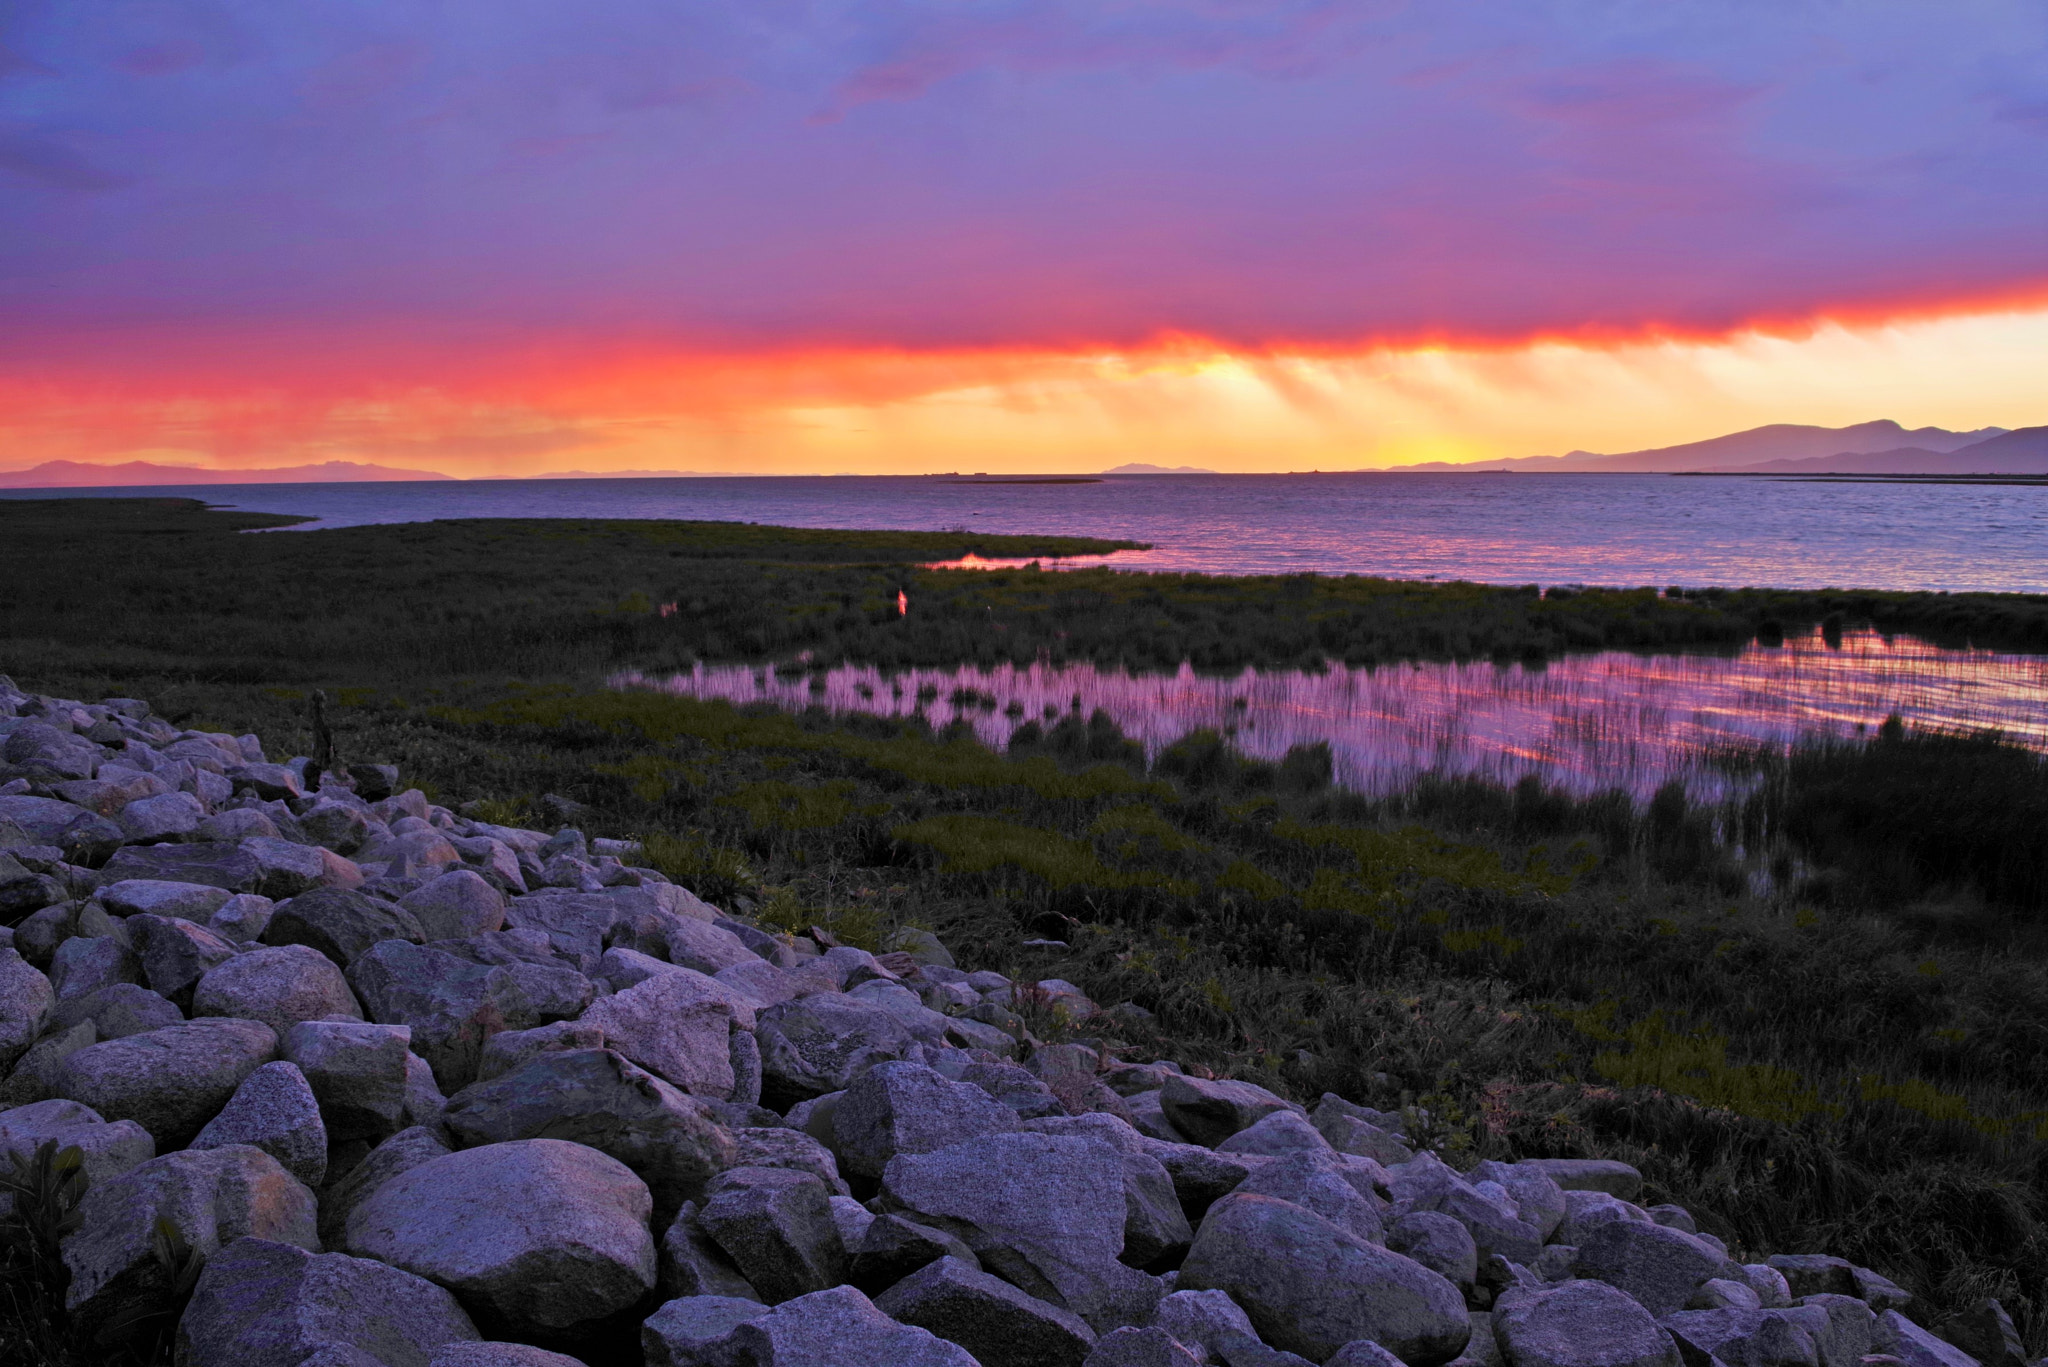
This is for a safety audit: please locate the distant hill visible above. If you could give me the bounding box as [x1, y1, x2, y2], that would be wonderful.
[1393, 420, 2008, 472]
[0, 460, 454, 488]
[1724, 425, 2048, 474]
[1103, 463, 1218, 474]
[522, 469, 747, 479]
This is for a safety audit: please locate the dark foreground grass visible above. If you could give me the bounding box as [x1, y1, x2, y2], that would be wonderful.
[6, 497, 2048, 1359]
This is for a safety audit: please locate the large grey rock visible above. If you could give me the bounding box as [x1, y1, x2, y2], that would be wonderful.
[1147, 1289, 1300, 1365]
[1119, 1147, 1195, 1270]
[99, 878, 233, 922]
[285, 1019, 412, 1142]
[0, 946, 53, 1069]
[1148, 1288, 1256, 1351]
[318, 1125, 451, 1248]
[661, 1201, 764, 1302]
[0, 854, 63, 922]
[756, 996, 917, 1108]
[1937, 1298, 2022, 1367]
[960, 1058, 1066, 1120]
[175, 1235, 481, 1367]
[117, 790, 207, 843]
[578, 971, 735, 1098]
[1391, 1211, 1478, 1290]
[1318, 1113, 1417, 1167]
[431, 1345, 588, 1367]
[1660, 1308, 1826, 1367]
[0, 1099, 153, 1217]
[878, 1255, 1098, 1367]
[697, 1166, 848, 1304]
[97, 841, 263, 893]
[0, 794, 122, 863]
[716, 958, 806, 1014]
[1178, 1193, 1470, 1364]
[266, 887, 426, 969]
[660, 915, 761, 977]
[1555, 1191, 1644, 1248]
[0, 1019, 95, 1106]
[849, 1213, 980, 1294]
[1426, 1180, 1544, 1271]
[883, 1131, 1166, 1332]
[835, 1060, 1022, 1186]
[401, 871, 506, 942]
[1237, 1151, 1386, 1248]
[686, 1284, 978, 1366]
[1140, 1140, 1256, 1220]
[1492, 1280, 1678, 1367]
[1215, 1109, 1331, 1158]
[61, 1144, 318, 1326]
[192, 1060, 328, 1187]
[1573, 1219, 1732, 1316]
[475, 1019, 608, 1081]
[343, 941, 504, 1090]
[1083, 1327, 1202, 1366]
[47, 981, 183, 1039]
[644, 1295, 772, 1367]
[1512, 1160, 1643, 1202]
[195, 943, 364, 1040]
[1159, 1075, 1295, 1148]
[50, 933, 140, 1000]
[441, 1047, 736, 1216]
[54, 1016, 279, 1146]
[1874, 1311, 1977, 1367]
[730, 1126, 850, 1197]
[1764, 1256, 1857, 1300]
[243, 836, 360, 900]
[208, 893, 277, 943]
[1685, 1279, 1761, 1312]
[344, 1138, 657, 1336]
[128, 913, 241, 1009]
[500, 890, 632, 971]
[296, 799, 373, 854]
[1467, 1163, 1566, 1244]
[3, 725, 104, 780]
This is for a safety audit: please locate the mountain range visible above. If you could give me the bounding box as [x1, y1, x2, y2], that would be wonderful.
[1392, 420, 2037, 473]
[0, 460, 452, 488]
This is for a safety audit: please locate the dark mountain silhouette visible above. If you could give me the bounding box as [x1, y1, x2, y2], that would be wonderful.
[0, 460, 454, 488]
[1723, 425, 2048, 474]
[1394, 420, 2007, 472]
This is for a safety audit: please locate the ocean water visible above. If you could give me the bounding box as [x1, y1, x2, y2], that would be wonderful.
[9, 471, 2048, 593]
[624, 628, 2048, 801]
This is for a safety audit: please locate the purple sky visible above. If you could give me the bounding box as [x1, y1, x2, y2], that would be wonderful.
[3, 2, 2045, 473]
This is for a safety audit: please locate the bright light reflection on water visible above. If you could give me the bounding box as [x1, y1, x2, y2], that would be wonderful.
[624, 630, 2048, 801]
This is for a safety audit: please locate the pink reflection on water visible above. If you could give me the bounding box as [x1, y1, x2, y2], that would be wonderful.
[621, 630, 2048, 800]
[920, 552, 1158, 572]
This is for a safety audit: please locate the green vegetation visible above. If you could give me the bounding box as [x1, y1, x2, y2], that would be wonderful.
[5, 499, 2047, 694]
[6, 497, 2048, 1352]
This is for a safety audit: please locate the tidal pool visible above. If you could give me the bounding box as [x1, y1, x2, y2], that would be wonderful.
[623, 629, 2048, 800]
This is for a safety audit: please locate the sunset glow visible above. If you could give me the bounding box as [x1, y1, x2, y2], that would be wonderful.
[4, 2, 2046, 475]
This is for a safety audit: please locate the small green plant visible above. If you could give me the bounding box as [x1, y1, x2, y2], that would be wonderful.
[0, 1140, 88, 1264]
[638, 831, 762, 908]
[95, 1215, 205, 1348]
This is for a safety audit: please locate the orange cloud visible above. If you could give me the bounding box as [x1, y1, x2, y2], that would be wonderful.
[6, 297, 2048, 479]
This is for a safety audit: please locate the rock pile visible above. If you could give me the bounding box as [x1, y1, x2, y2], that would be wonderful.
[0, 678, 2019, 1367]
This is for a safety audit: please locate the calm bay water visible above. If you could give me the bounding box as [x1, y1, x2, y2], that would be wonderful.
[625, 628, 2048, 800]
[9, 471, 2047, 592]
[20, 474, 2044, 788]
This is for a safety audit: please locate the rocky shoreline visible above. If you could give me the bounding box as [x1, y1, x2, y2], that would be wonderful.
[0, 677, 2024, 1367]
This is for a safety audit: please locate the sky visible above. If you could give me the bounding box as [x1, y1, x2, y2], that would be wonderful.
[4, 1, 2047, 476]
